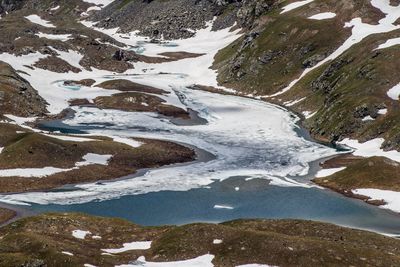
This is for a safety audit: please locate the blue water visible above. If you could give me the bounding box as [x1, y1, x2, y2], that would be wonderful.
[28, 177, 400, 235]
[30, 104, 400, 236]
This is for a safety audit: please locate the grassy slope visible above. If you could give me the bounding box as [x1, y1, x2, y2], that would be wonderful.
[213, 0, 382, 94]
[213, 0, 400, 147]
[0, 124, 195, 193]
[314, 156, 400, 192]
[1, 213, 400, 267]
[213, 0, 400, 195]
[284, 30, 400, 150]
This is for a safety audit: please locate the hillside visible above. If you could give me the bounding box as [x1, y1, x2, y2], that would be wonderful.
[1, 213, 400, 267]
[0, 0, 400, 266]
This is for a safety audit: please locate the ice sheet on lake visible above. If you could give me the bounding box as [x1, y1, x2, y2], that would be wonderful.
[0, 19, 337, 205]
[0, 88, 336, 205]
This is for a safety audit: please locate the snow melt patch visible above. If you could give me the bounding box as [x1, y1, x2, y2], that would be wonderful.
[76, 153, 112, 166]
[82, 0, 114, 7]
[37, 32, 72, 41]
[353, 188, 400, 213]
[102, 241, 152, 254]
[0, 167, 74, 178]
[43, 134, 98, 142]
[376, 37, 400, 50]
[237, 265, 278, 267]
[281, 0, 314, 14]
[25, 15, 55, 28]
[302, 111, 317, 119]
[72, 230, 91, 239]
[0, 153, 112, 178]
[111, 136, 142, 148]
[308, 12, 336, 20]
[213, 239, 223, 244]
[378, 108, 388, 115]
[117, 254, 215, 267]
[362, 115, 375, 122]
[387, 83, 400, 100]
[340, 138, 400, 163]
[315, 167, 346, 178]
[0, 52, 120, 114]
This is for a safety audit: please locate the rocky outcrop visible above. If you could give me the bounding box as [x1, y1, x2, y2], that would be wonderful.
[0, 0, 25, 14]
[92, 0, 220, 39]
[90, 0, 280, 40]
[0, 61, 47, 117]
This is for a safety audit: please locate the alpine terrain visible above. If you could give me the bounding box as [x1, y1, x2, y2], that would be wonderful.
[0, 0, 400, 266]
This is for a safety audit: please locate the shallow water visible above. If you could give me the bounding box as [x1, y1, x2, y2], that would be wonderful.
[27, 176, 400, 235]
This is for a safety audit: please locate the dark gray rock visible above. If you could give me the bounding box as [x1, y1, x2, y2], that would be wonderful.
[302, 54, 326, 68]
[0, 0, 25, 14]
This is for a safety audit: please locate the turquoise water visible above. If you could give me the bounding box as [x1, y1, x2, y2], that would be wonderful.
[28, 177, 400, 235]
[30, 119, 400, 235]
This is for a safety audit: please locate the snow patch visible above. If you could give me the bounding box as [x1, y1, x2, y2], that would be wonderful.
[302, 111, 317, 119]
[378, 108, 388, 115]
[353, 188, 400, 213]
[101, 241, 152, 254]
[0, 153, 112, 178]
[362, 115, 375, 122]
[281, 0, 314, 14]
[25, 15, 55, 28]
[272, 0, 400, 97]
[43, 134, 99, 142]
[315, 167, 346, 178]
[82, 0, 114, 7]
[72, 230, 91, 239]
[308, 12, 336, 20]
[340, 138, 400, 163]
[37, 32, 72, 41]
[387, 83, 400, 100]
[376, 37, 400, 50]
[117, 254, 215, 267]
